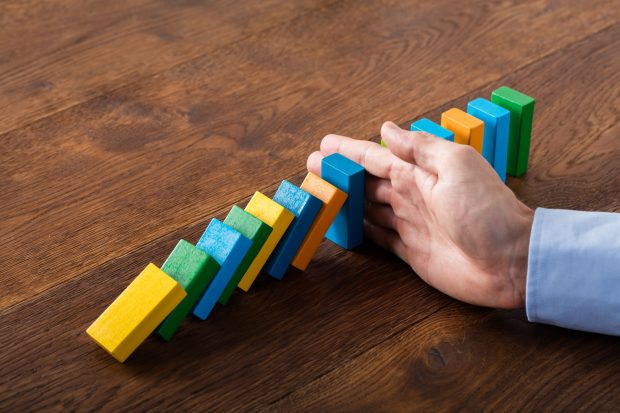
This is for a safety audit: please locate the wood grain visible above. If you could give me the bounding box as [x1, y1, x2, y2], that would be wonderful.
[266, 304, 620, 412]
[1, 0, 619, 411]
[0, 0, 336, 135]
[2, 0, 619, 311]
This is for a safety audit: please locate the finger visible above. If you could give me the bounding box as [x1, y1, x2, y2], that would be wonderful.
[381, 121, 453, 175]
[366, 176, 392, 204]
[364, 221, 408, 264]
[320, 134, 394, 179]
[307, 151, 323, 176]
[366, 202, 398, 230]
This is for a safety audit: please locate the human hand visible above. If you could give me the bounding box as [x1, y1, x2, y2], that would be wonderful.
[307, 122, 533, 309]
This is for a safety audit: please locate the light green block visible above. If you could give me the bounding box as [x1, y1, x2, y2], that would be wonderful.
[220, 205, 272, 304]
[491, 86, 535, 176]
[157, 239, 219, 341]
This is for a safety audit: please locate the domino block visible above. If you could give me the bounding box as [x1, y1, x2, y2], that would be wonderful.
[264, 180, 323, 279]
[410, 118, 455, 141]
[86, 263, 187, 362]
[193, 219, 252, 320]
[291, 173, 348, 271]
[379, 119, 454, 147]
[220, 205, 272, 302]
[440, 108, 484, 153]
[322, 153, 365, 249]
[238, 192, 294, 291]
[491, 86, 535, 176]
[467, 97, 511, 182]
[156, 240, 220, 341]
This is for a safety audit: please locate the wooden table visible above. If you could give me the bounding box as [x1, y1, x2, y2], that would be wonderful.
[1, 1, 619, 411]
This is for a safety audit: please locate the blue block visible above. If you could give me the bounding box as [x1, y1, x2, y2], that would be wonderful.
[264, 180, 323, 279]
[193, 219, 252, 320]
[467, 98, 511, 182]
[322, 153, 365, 250]
[410, 118, 454, 141]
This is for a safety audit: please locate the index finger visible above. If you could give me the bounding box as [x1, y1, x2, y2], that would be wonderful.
[320, 134, 395, 179]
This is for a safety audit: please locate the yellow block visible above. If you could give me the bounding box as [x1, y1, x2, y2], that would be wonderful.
[292, 173, 347, 271]
[86, 263, 186, 362]
[239, 191, 294, 291]
[441, 108, 484, 153]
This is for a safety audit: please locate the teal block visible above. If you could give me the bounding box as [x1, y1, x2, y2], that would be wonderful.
[467, 97, 511, 182]
[410, 118, 455, 141]
[193, 219, 252, 320]
[264, 180, 322, 279]
[323, 153, 365, 249]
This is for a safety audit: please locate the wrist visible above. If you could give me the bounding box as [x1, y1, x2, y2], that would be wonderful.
[509, 204, 534, 307]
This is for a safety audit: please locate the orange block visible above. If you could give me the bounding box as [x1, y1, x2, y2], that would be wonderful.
[440, 108, 484, 153]
[291, 173, 347, 271]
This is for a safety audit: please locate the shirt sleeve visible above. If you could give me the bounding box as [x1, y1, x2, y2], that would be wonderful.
[526, 207, 620, 336]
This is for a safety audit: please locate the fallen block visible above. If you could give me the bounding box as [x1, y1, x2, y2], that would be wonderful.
[264, 180, 322, 279]
[86, 263, 187, 362]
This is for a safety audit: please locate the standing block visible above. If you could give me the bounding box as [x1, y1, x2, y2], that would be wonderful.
[193, 219, 252, 320]
[238, 192, 294, 291]
[220, 205, 272, 302]
[156, 240, 220, 341]
[410, 118, 455, 141]
[291, 173, 348, 271]
[467, 97, 511, 182]
[491, 86, 535, 176]
[264, 180, 323, 279]
[322, 153, 365, 250]
[86, 263, 187, 362]
[440, 108, 484, 153]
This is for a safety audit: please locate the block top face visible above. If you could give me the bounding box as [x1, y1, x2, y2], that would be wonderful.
[300, 173, 343, 204]
[196, 219, 248, 264]
[224, 205, 272, 239]
[411, 118, 455, 140]
[162, 240, 217, 288]
[468, 98, 510, 118]
[322, 153, 365, 177]
[492, 86, 535, 107]
[273, 180, 322, 217]
[443, 108, 484, 128]
[245, 191, 292, 226]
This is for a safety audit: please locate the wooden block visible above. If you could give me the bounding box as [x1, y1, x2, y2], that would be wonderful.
[467, 97, 511, 182]
[380, 118, 454, 147]
[323, 153, 365, 250]
[193, 219, 252, 320]
[264, 180, 323, 279]
[156, 240, 220, 341]
[491, 86, 535, 176]
[220, 205, 272, 302]
[410, 118, 455, 141]
[238, 192, 294, 291]
[86, 263, 187, 362]
[440, 108, 485, 153]
[291, 173, 348, 271]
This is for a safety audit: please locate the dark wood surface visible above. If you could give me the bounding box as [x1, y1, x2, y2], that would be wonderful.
[1, 1, 619, 411]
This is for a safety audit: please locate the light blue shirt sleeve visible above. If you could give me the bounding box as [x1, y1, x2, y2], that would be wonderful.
[526, 208, 620, 336]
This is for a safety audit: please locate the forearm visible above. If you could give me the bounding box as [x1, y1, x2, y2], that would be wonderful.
[525, 208, 620, 336]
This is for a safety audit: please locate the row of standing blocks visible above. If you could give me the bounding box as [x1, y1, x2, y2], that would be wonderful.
[87, 153, 365, 362]
[381, 86, 535, 181]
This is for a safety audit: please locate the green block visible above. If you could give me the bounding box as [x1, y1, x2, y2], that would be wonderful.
[491, 86, 535, 176]
[380, 139, 387, 148]
[157, 239, 219, 341]
[220, 205, 272, 304]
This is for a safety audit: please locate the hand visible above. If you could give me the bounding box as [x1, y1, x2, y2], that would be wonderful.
[307, 122, 534, 309]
